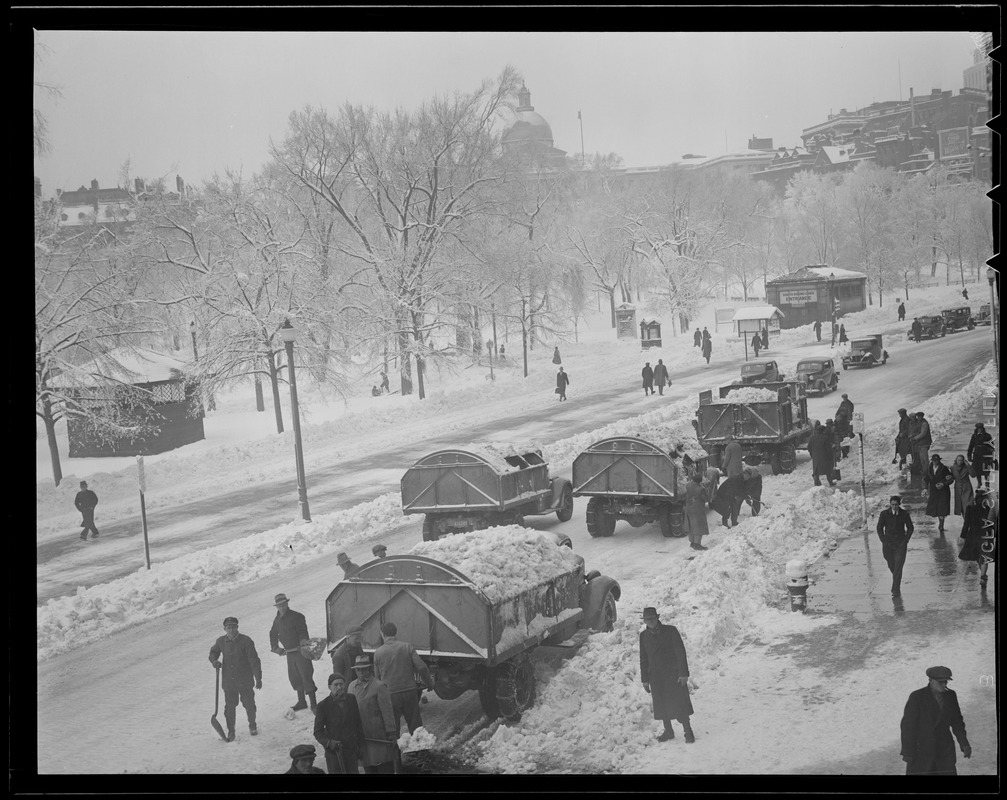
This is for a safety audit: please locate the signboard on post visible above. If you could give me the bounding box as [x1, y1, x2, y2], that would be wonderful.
[938, 127, 969, 160]
[851, 412, 865, 434]
[136, 455, 146, 493]
[136, 455, 151, 570]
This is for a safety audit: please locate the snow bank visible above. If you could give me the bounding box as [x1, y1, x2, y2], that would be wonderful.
[398, 726, 438, 753]
[709, 387, 780, 404]
[408, 527, 578, 602]
[36, 493, 403, 661]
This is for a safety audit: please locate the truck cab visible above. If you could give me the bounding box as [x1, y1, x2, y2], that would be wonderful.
[738, 360, 783, 385]
[795, 358, 839, 395]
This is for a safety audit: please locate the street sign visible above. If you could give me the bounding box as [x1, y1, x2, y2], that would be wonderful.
[136, 455, 146, 493]
[851, 412, 865, 433]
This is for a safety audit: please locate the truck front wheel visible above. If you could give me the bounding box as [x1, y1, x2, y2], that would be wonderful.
[778, 442, 798, 474]
[556, 487, 574, 522]
[586, 497, 615, 537]
[421, 516, 439, 542]
[495, 653, 536, 721]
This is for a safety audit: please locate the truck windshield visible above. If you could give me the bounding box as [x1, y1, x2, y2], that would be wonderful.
[742, 365, 765, 374]
[797, 362, 820, 371]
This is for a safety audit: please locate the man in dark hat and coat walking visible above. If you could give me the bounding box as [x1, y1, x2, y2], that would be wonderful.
[556, 366, 570, 401]
[269, 593, 318, 713]
[924, 453, 953, 533]
[75, 480, 100, 540]
[877, 496, 914, 595]
[314, 673, 364, 774]
[209, 616, 262, 740]
[693, 329, 702, 348]
[653, 359, 670, 395]
[641, 362, 655, 395]
[639, 607, 696, 743]
[900, 666, 971, 775]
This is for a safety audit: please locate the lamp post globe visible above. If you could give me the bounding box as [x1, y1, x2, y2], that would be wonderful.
[281, 318, 311, 521]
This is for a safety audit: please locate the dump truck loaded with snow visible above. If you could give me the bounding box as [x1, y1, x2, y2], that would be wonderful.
[695, 383, 813, 475]
[401, 446, 574, 541]
[571, 427, 708, 539]
[324, 529, 620, 721]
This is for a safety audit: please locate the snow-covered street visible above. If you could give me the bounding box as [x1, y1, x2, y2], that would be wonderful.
[35, 285, 998, 777]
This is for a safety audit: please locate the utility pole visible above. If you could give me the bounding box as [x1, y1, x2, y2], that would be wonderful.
[578, 110, 585, 167]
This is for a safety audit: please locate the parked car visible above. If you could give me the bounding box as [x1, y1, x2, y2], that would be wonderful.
[736, 359, 784, 385]
[842, 334, 889, 369]
[941, 306, 975, 333]
[796, 358, 840, 395]
[975, 304, 992, 326]
[908, 315, 945, 341]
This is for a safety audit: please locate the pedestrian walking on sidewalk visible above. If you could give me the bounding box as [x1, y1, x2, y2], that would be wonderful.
[693, 329, 702, 348]
[751, 332, 762, 358]
[958, 487, 995, 587]
[949, 455, 975, 517]
[209, 616, 262, 741]
[313, 673, 364, 774]
[641, 362, 655, 395]
[653, 359, 670, 395]
[552, 346, 562, 365]
[838, 324, 848, 344]
[639, 607, 695, 743]
[910, 412, 932, 470]
[900, 666, 972, 775]
[962, 287, 969, 300]
[877, 495, 914, 596]
[894, 408, 913, 468]
[808, 425, 836, 487]
[897, 301, 906, 322]
[269, 593, 318, 714]
[684, 474, 709, 550]
[74, 480, 100, 540]
[760, 328, 769, 350]
[555, 366, 569, 401]
[967, 423, 995, 488]
[813, 319, 822, 341]
[701, 336, 712, 365]
[907, 412, 923, 474]
[924, 454, 953, 533]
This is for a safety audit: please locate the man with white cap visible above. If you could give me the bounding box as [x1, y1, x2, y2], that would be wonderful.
[269, 593, 318, 713]
[900, 666, 972, 774]
[209, 616, 262, 740]
[639, 606, 696, 743]
[876, 496, 915, 596]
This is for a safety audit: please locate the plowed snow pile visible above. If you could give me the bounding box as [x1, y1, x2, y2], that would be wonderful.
[408, 528, 578, 602]
[398, 726, 438, 753]
[708, 387, 780, 403]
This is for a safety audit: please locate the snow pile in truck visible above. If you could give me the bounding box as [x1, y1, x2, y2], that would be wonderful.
[452, 442, 545, 472]
[408, 527, 578, 602]
[709, 386, 781, 404]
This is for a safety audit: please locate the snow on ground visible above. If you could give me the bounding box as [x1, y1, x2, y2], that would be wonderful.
[408, 527, 579, 602]
[398, 726, 439, 753]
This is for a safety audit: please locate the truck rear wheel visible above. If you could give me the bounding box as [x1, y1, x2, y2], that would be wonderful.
[422, 516, 438, 542]
[556, 487, 574, 522]
[660, 504, 685, 538]
[479, 668, 500, 719]
[778, 442, 797, 474]
[495, 653, 536, 721]
[586, 497, 615, 537]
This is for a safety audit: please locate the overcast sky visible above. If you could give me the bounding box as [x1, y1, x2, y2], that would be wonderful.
[32, 30, 984, 196]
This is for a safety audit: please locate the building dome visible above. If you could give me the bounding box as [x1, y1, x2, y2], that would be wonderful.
[502, 85, 555, 149]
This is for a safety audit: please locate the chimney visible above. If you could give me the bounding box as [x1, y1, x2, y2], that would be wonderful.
[90, 178, 99, 191]
[176, 175, 185, 195]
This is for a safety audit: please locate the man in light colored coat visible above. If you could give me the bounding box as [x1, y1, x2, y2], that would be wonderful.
[721, 436, 744, 478]
[348, 656, 397, 774]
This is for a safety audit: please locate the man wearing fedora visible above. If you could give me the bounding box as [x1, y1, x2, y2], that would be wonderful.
[337, 552, 361, 577]
[285, 744, 326, 774]
[348, 656, 397, 774]
[639, 607, 696, 743]
[74, 480, 100, 540]
[900, 666, 972, 775]
[314, 673, 364, 774]
[924, 453, 953, 534]
[331, 624, 366, 688]
[373, 621, 434, 738]
[269, 593, 318, 713]
[209, 616, 262, 741]
[877, 496, 915, 596]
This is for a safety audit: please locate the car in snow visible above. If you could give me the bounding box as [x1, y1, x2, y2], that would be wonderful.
[795, 358, 840, 395]
[908, 315, 946, 341]
[841, 334, 889, 370]
[941, 306, 975, 333]
[975, 304, 992, 326]
[736, 359, 784, 385]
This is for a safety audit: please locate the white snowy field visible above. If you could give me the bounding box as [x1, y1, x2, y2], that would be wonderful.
[35, 282, 997, 775]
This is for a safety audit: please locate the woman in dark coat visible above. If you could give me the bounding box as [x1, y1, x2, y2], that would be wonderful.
[967, 423, 994, 488]
[949, 455, 974, 517]
[807, 425, 836, 487]
[959, 488, 996, 587]
[924, 454, 953, 532]
[838, 324, 848, 344]
[639, 608, 695, 742]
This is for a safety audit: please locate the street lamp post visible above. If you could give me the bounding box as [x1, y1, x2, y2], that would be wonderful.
[987, 268, 999, 374]
[829, 272, 836, 347]
[280, 319, 311, 522]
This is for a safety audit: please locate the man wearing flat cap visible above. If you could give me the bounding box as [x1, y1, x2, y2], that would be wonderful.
[639, 607, 696, 743]
[337, 552, 361, 578]
[285, 744, 326, 774]
[372, 544, 388, 558]
[877, 496, 915, 596]
[924, 453, 953, 534]
[331, 624, 365, 688]
[894, 409, 912, 468]
[314, 673, 364, 774]
[348, 656, 397, 774]
[209, 616, 262, 741]
[269, 593, 318, 713]
[900, 666, 972, 774]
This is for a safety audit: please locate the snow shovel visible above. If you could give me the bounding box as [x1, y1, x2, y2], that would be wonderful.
[211, 668, 228, 741]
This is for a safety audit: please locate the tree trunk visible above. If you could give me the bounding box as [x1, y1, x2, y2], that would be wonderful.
[42, 399, 63, 487]
[931, 242, 938, 277]
[609, 289, 616, 328]
[254, 375, 265, 412]
[267, 350, 284, 434]
[521, 298, 529, 378]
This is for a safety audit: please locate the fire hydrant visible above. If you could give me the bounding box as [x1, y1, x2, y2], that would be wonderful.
[785, 558, 809, 613]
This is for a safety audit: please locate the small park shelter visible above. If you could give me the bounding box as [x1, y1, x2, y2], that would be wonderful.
[640, 319, 663, 348]
[731, 305, 784, 340]
[615, 303, 637, 339]
[765, 265, 867, 330]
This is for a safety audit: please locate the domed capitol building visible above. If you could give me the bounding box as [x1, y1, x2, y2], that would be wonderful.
[501, 84, 568, 166]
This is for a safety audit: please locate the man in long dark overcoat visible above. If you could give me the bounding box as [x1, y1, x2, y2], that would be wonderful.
[924, 453, 953, 533]
[900, 666, 971, 775]
[877, 495, 915, 595]
[639, 607, 695, 743]
[808, 425, 836, 487]
[314, 673, 365, 774]
[894, 408, 913, 468]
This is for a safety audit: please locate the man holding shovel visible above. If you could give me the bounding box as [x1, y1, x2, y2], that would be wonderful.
[313, 674, 364, 774]
[209, 616, 262, 741]
[269, 593, 318, 713]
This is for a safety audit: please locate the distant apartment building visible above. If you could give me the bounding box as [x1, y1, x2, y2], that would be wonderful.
[42, 175, 187, 229]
